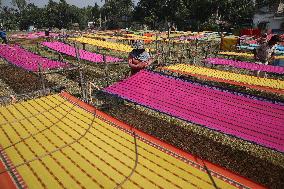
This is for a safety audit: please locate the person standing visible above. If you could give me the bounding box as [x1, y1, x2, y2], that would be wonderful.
[128, 40, 153, 75]
[0, 28, 8, 44]
[45, 28, 51, 37]
[254, 35, 282, 65]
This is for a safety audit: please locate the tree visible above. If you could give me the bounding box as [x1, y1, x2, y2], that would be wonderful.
[163, 0, 188, 24]
[134, 0, 166, 29]
[134, 0, 257, 31]
[255, 0, 280, 9]
[45, 0, 60, 28]
[0, 0, 260, 32]
[12, 0, 27, 12]
[19, 3, 45, 30]
[0, 6, 20, 30]
[85, 4, 100, 22]
[44, 0, 82, 29]
[222, 0, 255, 26]
[0, 0, 100, 30]
[101, 0, 134, 29]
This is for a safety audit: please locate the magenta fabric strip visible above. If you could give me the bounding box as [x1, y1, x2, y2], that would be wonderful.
[11, 32, 59, 39]
[42, 41, 123, 63]
[104, 71, 284, 152]
[205, 57, 284, 74]
[0, 44, 69, 72]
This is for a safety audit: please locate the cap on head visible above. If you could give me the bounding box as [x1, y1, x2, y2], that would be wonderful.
[132, 40, 144, 49]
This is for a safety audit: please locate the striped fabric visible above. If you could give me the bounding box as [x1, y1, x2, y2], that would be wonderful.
[104, 71, 284, 152]
[42, 41, 123, 63]
[10, 32, 59, 39]
[162, 64, 284, 94]
[0, 93, 264, 188]
[276, 56, 284, 59]
[219, 51, 284, 60]
[0, 44, 69, 72]
[218, 51, 254, 58]
[205, 57, 284, 74]
[69, 37, 133, 52]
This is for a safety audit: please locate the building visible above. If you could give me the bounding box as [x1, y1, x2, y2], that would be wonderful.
[253, 1, 284, 31]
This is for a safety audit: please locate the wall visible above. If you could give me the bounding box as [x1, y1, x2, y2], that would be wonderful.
[253, 13, 284, 30]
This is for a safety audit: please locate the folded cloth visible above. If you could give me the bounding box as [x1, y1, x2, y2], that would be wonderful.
[130, 50, 150, 62]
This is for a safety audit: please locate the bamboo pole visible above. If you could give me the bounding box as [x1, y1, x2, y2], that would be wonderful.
[79, 68, 87, 102]
[155, 34, 158, 53]
[103, 54, 109, 86]
[74, 42, 87, 101]
[74, 43, 80, 61]
[38, 62, 46, 95]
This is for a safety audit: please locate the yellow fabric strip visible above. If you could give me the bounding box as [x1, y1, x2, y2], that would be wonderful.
[69, 37, 133, 52]
[219, 51, 254, 58]
[219, 51, 284, 60]
[0, 94, 244, 189]
[162, 64, 284, 90]
[275, 56, 284, 60]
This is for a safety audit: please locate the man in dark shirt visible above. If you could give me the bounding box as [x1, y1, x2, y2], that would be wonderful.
[0, 28, 8, 44]
[254, 35, 282, 65]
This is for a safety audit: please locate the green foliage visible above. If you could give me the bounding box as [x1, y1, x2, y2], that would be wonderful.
[19, 3, 44, 30]
[0, 0, 275, 31]
[134, 0, 165, 28]
[134, 0, 257, 31]
[255, 0, 280, 9]
[12, 0, 27, 12]
[85, 4, 100, 22]
[44, 0, 77, 29]
[101, 0, 134, 29]
[0, 7, 19, 30]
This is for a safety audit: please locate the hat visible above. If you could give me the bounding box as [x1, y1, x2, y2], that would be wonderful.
[132, 40, 144, 49]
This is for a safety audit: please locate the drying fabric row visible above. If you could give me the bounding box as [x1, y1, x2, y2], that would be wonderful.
[0, 93, 264, 189]
[205, 57, 284, 74]
[219, 51, 284, 59]
[0, 44, 69, 72]
[10, 32, 59, 39]
[104, 70, 284, 152]
[42, 41, 123, 63]
[162, 64, 284, 94]
[70, 37, 134, 52]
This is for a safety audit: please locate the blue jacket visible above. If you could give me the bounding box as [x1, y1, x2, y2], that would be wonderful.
[0, 31, 6, 38]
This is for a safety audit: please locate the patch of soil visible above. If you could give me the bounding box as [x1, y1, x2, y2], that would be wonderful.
[0, 64, 55, 94]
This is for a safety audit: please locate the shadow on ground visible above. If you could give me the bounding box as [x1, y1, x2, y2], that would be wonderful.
[0, 64, 55, 94]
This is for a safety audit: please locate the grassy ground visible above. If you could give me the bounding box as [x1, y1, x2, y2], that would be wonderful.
[1, 34, 283, 188]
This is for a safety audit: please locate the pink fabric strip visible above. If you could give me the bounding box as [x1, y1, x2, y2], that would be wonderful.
[0, 44, 69, 72]
[42, 41, 123, 63]
[206, 57, 284, 74]
[104, 71, 284, 152]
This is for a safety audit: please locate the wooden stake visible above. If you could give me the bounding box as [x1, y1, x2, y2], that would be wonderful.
[38, 62, 46, 95]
